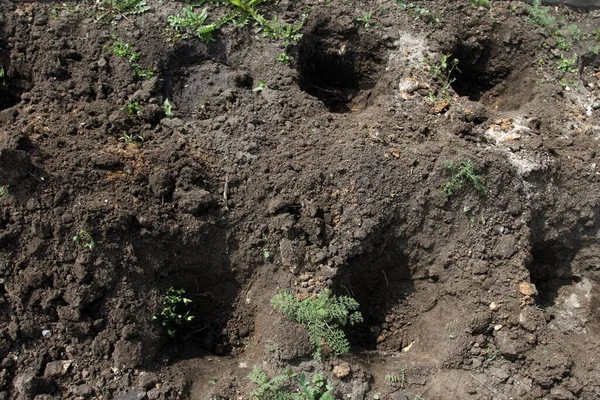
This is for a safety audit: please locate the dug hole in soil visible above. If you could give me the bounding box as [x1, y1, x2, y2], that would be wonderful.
[0, 0, 599, 399]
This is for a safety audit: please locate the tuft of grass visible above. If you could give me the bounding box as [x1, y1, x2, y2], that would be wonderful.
[442, 159, 487, 197]
[270, 290, 363, 359]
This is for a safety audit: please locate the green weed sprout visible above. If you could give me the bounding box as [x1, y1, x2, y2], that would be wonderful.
[442, 159, 487, 197]
[248, 367, 335, 400]
[153, 287, 194, 337]
[73, 230, 95, 250]
[270, 290, 363, 359]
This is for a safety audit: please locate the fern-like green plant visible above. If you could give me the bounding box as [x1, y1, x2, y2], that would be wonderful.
[270, 290, 363, 359]
[525, 0, 556, 32]
[95, 0, 151, 23]
[248, 367, 335, 400]
[442, 159, 487, 197]
[168, 6, 220, 43]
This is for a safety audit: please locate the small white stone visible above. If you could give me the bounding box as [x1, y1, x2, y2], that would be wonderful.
[494, 324, 503, 331]
[489, 302, 499, 311]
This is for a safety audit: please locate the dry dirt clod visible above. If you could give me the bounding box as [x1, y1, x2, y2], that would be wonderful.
[333, 362, 351, 378]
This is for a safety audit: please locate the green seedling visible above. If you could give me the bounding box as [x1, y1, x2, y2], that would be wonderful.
[470, 0, 491, 8]
[153, 287, 194, 337]
[425, 53, 460, 100]
[396, 1, 442, 24]
[248, 367, 335, 400]
[163, 98, 173, 117]
[119, 133, 144, 145]
[0, 66, 6, 87]
[356, 12, 375, 28]
[442, 159, 487, 197]
[557, 54, 577, 73]
[261, 14, 307, 45]
[73, 230, 95, 250]
[526, 0, 556, 32]
[125, 100, 140, 116]
[0, 186, 9, 197]
[168, 6, 219, 43]
[271, 290, 363, 359]
[253, 79, 267, 92]
[107, 38, 155, 79]
[276, 52, 293, 65]
[95, 0, 150, 23]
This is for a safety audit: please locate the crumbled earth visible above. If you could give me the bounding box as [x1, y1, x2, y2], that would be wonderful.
[0, 0, 599, 399]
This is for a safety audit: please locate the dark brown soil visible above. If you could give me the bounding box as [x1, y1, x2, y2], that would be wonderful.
[0, 0, 599, 399]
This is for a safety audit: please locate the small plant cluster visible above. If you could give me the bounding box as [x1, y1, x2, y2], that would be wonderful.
[270, 290, 363, 359]
[167, 0, 307, 46]
[425, 53, 460, 100]
[470, 0, 491, 8]
[395, 1, 442, 24]
[356, 12, 376, 28]
[106, 37, 155, 79]
[95, 0, 151, 23]
[0, 66, 6, 87]
[153, 287, 194, 337]
[442, 159, 487, 197]
[522, 0, 600, 78]
[73, 230, 95, 250]
[248, 366, 334, 400]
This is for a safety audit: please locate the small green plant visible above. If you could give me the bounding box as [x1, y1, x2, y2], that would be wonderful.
[396, 1, 441, 24]
[557, 54, 577, 73]
[470, 0, 491, 8]
[356, 12, 375, 28]
[95, 0, 151, 23]
[0, 66, 6, 87]
[525, 0, 556, 32]
[125, 100, 141, 116]
[153, 287, 194, 337]
[564, 24, 581, 41]
[425, 53, 460, 100]
[73, 230, 95, 250]
[261, 14, 307, 45]
[0, 186, 9, 197]
[270, 290, 363, 359]
[163, 98, 174, 117]
[442, 159, 487, 197]
[248, 367, 335, 400]
[168, 6, 220, 43]
[119, 133, 144, 145]
[253, 79, 267, 92]
[276, 52, 293, 65]
[555, 37, 571, 51]
[107, 38, 155, 79]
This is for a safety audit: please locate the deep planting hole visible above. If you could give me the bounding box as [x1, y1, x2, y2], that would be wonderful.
[448, 39, 511, 101]
[528, 240, 577, 308]
[334, 228, 413, 349]
[297, 18, 387, 113]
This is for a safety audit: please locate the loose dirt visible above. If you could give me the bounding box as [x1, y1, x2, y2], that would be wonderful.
[0, 0, 599, 399]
